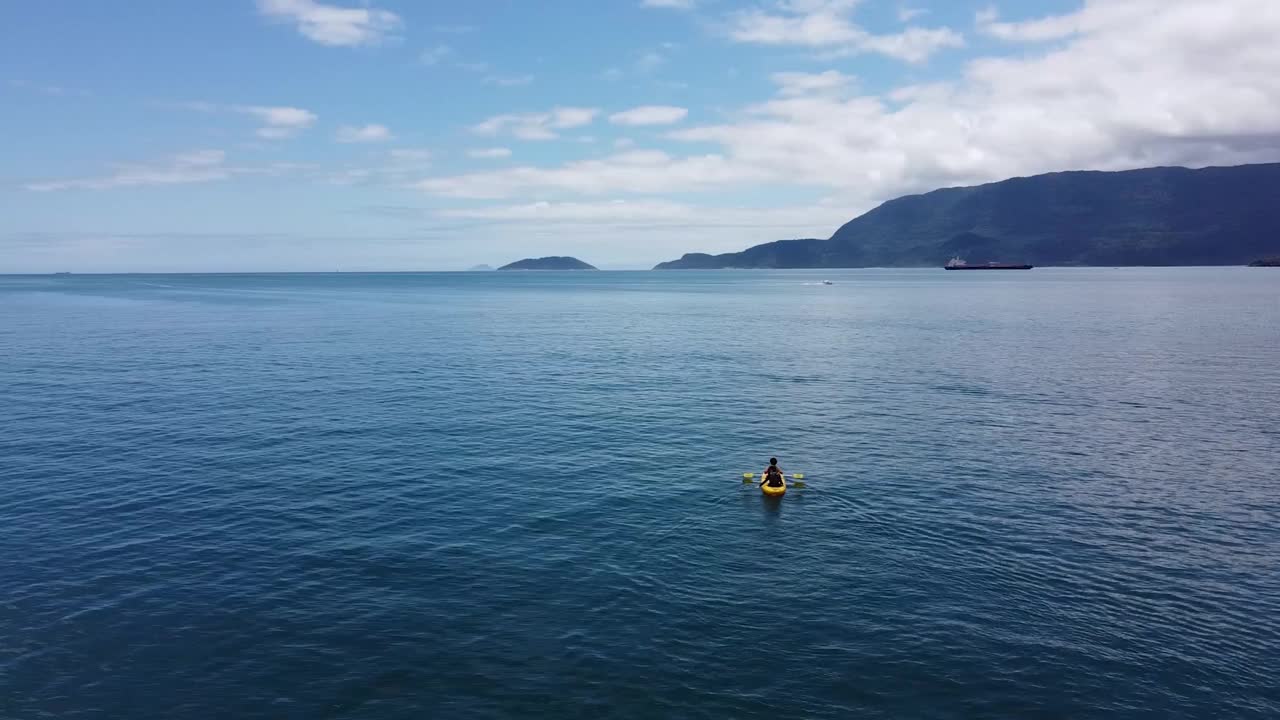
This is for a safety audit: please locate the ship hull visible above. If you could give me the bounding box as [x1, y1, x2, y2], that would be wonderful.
[944, 265, 1033, 270]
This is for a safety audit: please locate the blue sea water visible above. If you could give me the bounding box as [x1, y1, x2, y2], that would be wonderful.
[2, 268, 1278, 719]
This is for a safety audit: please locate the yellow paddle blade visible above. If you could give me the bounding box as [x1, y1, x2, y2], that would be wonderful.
[742, 473, 755, 479]
[791, 473, 804, 480]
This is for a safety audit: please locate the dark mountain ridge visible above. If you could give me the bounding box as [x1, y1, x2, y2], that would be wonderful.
[654, 163, 1280, 268]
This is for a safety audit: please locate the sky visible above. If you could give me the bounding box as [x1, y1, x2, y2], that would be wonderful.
[3, 0, 1280, 272]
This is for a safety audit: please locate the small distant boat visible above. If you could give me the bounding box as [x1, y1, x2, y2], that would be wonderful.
[945, 257, 1033, 270]
[822, 280, 834, 285]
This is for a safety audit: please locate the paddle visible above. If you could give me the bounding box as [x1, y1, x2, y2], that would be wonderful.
[742, 472, 806, 488]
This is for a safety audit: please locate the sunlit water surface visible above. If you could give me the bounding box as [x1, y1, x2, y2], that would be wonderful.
[2, 269, 1278, 719]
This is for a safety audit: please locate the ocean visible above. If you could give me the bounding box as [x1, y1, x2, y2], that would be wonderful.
[2, 268, 1278, 719]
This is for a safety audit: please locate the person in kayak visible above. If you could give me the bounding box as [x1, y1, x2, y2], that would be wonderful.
[760, 458, 786, 489]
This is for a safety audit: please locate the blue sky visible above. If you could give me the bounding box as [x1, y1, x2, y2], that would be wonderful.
[3, 0, 1278, 271]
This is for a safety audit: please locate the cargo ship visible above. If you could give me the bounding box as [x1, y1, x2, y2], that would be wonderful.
[945, 257, 1033, 270]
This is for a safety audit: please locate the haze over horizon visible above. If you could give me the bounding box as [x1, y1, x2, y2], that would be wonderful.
[4, 0, 1280, 272]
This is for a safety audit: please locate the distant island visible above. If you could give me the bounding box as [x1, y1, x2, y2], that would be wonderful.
[498, 256, 598, 271]
[1249, 257, 1280, 267]
[654, 163, 1280, 269]
[467, 264, 495, 271]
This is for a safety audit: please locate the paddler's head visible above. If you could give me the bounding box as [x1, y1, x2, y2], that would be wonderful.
[769, 457, 778, 466]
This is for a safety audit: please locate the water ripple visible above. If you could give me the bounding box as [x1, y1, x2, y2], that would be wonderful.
[2, 269, 1278, 719]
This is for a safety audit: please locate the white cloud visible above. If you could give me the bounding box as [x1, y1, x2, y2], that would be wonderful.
[7, 79, 92, 98]
[599, 48, 670, 81]
[435, 197, 834, 225]
[237, 105, 317, 139]
[416, 149, 772, 199]
[468, 147, 513, 159]
[256, 0, 400, 47]
[323, 168, 376, 186]
[422, 46, 528, 85]
[608, 105, 689, 126]
[420, 0, 1280, 219]
[727, 0, 963, 63]
[635, 50, 666, 73]
[436, 199, 847, 231]
[484, 74, 535, 87]
[162, 102, 317, 139]
[471, 107, 599, 140]
[641, 0, 695, 9]
[975, 3, 1138, 43]
[847, 27, 964, 63]
[898, 6, 927, 23]
[420, 44, 452, 65]
[320, 146, 435, 184]
[25, 150, 232, 191]
[337, 124, 393, 143]
[388, 148, 432, 163]
[672, 0, 1280, 204]
[319, 149, 431, 185]
[771, 70, 854, 96]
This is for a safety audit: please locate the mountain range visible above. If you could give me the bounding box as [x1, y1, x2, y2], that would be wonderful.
[654, 163, 1280, 269]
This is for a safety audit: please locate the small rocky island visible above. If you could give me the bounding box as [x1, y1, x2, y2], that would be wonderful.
[467, 264, 494, 271]
[1248, 257, 1279, 267]
[497, 256, 597, 271]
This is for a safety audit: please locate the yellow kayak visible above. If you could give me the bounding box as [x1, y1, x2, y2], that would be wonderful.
[761, 479, 786, 497]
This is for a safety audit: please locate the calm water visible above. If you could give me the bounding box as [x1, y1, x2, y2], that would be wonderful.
[2, 269, 1278, 719]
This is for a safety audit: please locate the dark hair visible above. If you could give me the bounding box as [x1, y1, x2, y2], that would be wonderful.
[769, 457, 777, 466]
